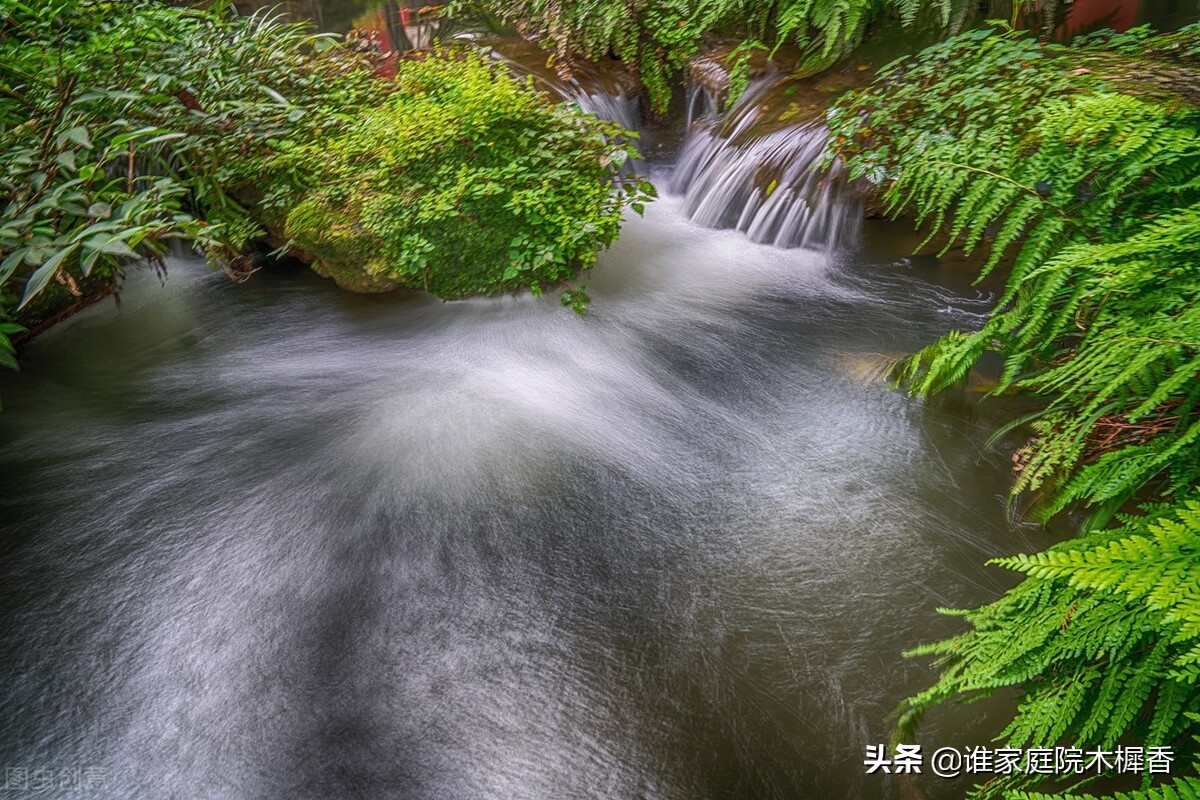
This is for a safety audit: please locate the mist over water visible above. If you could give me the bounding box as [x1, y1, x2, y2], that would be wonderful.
[0, 193, 1034, 799]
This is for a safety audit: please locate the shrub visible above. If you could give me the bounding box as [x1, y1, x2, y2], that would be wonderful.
[272, 50, 651, 298]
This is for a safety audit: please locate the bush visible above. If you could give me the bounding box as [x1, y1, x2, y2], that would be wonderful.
[0, 1, 650, 401]
[272, 50, 651, 298]
[0, 0, 377, 371]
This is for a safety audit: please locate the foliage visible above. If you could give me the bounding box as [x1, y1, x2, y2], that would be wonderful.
[896, 499, 1200, 798]
[0, 0, 646, 398]
[0, 0, 365, 371]
[270, 50, 652, 298]
[560, 286, 590, 314]
[446, 0, 958, 113]
[831, 23, 1200, 521]
[831, 24, 1200, 799]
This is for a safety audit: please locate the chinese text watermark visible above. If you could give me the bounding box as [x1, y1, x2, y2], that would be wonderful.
[4, 766, 108, 793]
[864, 744, 1173, 778]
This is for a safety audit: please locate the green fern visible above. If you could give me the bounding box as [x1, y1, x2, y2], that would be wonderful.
[1009, 775, 1200, 799]
[895, 501, 1200, 798]
[833, 25, 1200, 800]
[832, 24, 1200, 519]
[448, 0, 955, 113]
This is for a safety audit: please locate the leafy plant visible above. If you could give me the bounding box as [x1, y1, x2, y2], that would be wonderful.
[446, 0, 962, 113]
[831, 24, 1200, 799]
[897, 499, 1200, 798]
[832, 24, 1200, 522]
[0, 0, 365, 377]
[560, 285, 590, 314]
[272, 49, 652, 298]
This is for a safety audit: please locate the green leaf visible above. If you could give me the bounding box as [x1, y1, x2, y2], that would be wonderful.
[81, 234, 137, 259]
[108, 127, 163, 150]
[60, 126, 92, 150]
[143, 131, 187, 147]
[0, 250, 27, 282]
[80, 246, 103, 278]
[261, 86, 291, 106]
[18, 243, 79, 310]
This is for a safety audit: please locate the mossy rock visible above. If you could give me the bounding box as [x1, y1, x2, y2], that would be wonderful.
[266, 49, 644, 299]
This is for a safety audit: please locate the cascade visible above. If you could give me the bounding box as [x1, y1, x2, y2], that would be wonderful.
[472, 37, 640, 133]
[567, 89, 640, 137]
[684, 83, 722, 129]
[671, 79, 863, 252]
[557, 87, 642, 175]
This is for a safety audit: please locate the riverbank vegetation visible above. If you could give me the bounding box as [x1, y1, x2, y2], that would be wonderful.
[0, 0, 644, 394]
[447, 0, 963, 112]
[832, 24, 1200, 798]
[4, 1, 1199, 798]
[273, 52, 647, 297]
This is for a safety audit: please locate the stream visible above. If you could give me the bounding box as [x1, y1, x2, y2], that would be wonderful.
[0, 177, 1042, 798]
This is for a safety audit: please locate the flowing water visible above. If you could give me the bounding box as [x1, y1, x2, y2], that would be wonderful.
[0, 5, 1172, 797]
[2, 6, 1047, 798]
[672, 81, 862, 251]
[0, 180, 1041, 798]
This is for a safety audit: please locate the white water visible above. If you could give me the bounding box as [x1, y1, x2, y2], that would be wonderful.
[479, 44, 644, 174]
[571, 90, 640, 136]
[672, 81, 862, 251]
[684, 84, 722, 130]
[0, 193, 1025, 800]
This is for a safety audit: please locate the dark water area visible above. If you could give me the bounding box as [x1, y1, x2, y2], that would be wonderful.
[0, 183, 1047, 799]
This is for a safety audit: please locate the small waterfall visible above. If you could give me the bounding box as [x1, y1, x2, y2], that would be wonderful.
[472, 37, 640, 133]
[567, 90, 640, 135]
[684, 84, 721, 130]
[564, 90, 643, 176]
[671, 80, 862, 252]
[685, 55, 728, 129]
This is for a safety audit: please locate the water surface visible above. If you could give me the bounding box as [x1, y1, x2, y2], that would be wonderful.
[0, 192, 1043, 799]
